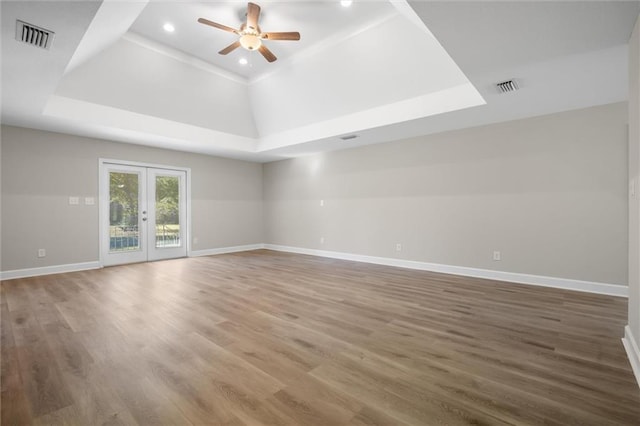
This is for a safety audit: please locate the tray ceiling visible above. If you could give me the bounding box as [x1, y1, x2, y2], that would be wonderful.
[2, 1, 638, 161]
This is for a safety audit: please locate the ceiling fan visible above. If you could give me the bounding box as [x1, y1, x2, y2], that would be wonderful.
[198, 2, 300, 63]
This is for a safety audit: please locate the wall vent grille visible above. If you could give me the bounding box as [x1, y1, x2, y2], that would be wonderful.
[15, 20, 54, 50]
[496, 79, 519, 94]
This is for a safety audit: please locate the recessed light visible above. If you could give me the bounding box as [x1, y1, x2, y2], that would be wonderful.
[340, 0, 353, 7]
[239, 58, 248, 65]
[163, 23, 175, 33]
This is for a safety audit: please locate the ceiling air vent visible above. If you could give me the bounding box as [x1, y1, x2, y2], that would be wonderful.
[496, 79, 519, 94]
[15, 20, 54, 50]
[340, 134, 358, 141]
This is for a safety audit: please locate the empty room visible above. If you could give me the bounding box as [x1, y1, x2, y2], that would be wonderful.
[2, 0, 640, 424]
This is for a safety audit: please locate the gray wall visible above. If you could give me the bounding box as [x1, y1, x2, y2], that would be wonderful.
[628, 16, 640, 346]
[1, 125, 263, 271]
[264, 103, 629, 286]
[1, 102, 630, 287]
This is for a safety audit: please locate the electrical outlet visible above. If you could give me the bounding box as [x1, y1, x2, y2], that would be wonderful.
[69, 196, 79, 205]
[38, 249, 46, 258]
[84, 197, 95, 205]
[396, 243, 402, 252]
[493, 251, 501, 261]
[193, 237, 199, 245]
[320, 237, 325, 244]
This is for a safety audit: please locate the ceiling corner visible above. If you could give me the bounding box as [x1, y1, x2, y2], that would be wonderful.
[64, 0, 149, 75]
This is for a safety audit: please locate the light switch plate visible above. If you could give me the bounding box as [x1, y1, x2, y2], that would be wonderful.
[69, 196, 79, 205]
[84, 197, 95, 205]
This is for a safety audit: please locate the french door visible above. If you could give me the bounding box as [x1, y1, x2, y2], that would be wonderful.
[100, 162, 188, 266]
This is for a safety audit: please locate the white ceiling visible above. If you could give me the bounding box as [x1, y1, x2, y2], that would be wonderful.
[130, 0, 397, 80]
[1, 1, 639, 162]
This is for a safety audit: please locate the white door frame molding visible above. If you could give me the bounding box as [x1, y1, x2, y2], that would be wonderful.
[98, 158, 192, 267]
[147, 168, 188, 262]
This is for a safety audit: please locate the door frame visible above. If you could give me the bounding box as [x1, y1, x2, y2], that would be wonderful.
[146, 167, 188, 262]
[98, 158, 192, 267]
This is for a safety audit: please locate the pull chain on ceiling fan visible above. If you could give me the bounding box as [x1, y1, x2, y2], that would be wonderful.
[198, 2, 300, 63]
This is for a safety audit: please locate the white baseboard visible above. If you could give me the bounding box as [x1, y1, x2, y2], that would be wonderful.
[263, 244, 628, 297]
[0, 261, 102, 281]
[0, 244, 264, 281]
[1, 245, 628, 299]
[190, 244, 265, 258]
[0, 244, 265, 280]
[622, 325, 640, 388]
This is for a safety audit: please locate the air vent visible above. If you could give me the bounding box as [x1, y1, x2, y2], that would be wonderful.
[15, 20, 54, 50]
[340, 134, 358, 141]
[496, 79, 519, 94]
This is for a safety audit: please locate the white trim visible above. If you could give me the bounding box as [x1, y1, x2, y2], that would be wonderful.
[100, 158, 192, 173]
[263, 244, 628, 297]
[190, 244, 265, 258]
[1, 245, 627, 299]
[99, 158, 192, 267]
[146, 168, 188, 262]
[99, 163, 148, 266]
[1, 262, 101, 281]
[622, 325, 640, 388]
[0, 244, 262, 280]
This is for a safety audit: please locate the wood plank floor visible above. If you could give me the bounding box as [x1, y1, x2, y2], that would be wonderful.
[2, 249, 639, 425]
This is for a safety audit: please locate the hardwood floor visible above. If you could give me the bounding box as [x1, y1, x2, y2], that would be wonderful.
[2, 249, 639, 425]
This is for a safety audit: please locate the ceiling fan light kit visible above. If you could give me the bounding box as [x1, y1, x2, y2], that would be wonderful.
[198, 2, 300, 63]
[240, 33, 261, 50]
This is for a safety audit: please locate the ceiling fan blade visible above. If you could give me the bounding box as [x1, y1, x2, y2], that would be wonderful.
[246, 2, 261, 31]
[219, 40, 241, 55]
[262, 32, 300, 41]
[198, 18, 238, 34]
[258, 44, 277, 62]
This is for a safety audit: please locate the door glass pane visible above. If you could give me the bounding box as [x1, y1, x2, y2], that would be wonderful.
[109, 172, 140, 252]
[155, 175, 181, 248]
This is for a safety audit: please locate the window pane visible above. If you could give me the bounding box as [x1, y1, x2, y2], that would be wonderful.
[109, 172, 140, 252]
[155, 175, 180, 248]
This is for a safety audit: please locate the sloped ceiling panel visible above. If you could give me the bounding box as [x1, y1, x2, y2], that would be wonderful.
[249, 14, 472, 137]
[55, 37, 258, 138]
